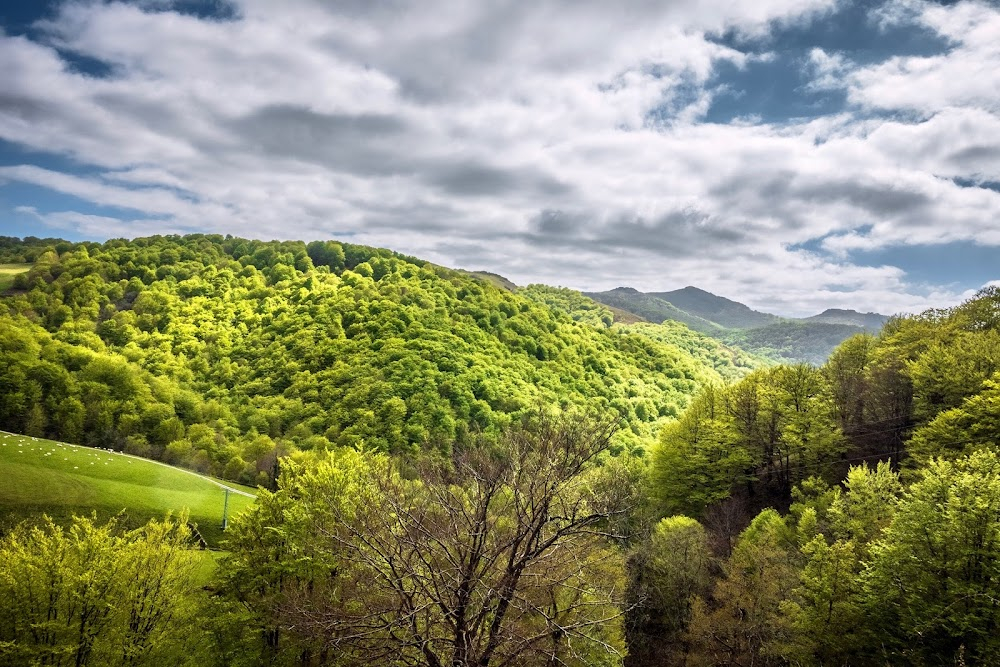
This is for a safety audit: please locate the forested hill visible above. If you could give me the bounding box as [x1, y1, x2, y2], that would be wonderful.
[637, 285, 1000, 666]
[518, 285, 763, 381]
[0, 234, 755, 486]
[583, 287, 725, 334]
[587, 285, 888, 364]
[650, 286, 779, 329]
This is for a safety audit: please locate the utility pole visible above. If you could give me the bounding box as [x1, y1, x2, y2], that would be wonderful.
[222, 487, 230, 530]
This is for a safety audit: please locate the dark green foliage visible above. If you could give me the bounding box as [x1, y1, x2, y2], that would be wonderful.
[722, 321, 870, 366]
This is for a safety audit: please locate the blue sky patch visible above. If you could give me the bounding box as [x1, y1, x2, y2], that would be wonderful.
[849, 241, 1000, 291]
[702, 0, 953, 125]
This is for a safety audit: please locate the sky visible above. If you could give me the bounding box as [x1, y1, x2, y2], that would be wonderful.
[1, 0, 999, 317]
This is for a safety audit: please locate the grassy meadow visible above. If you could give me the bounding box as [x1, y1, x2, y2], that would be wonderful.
[0, 263, 31, 290]
[0, 431, 256, 546]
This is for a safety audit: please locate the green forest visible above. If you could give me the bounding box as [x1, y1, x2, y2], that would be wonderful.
[1, 234, 1000, 666]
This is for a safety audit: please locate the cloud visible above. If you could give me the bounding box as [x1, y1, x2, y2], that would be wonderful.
[0, 0, 997, 317]
[845, 1, 1000, 114]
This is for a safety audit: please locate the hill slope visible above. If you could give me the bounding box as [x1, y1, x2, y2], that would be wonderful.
[805, 308, 889, 329]
[0, 235, 748, 487]
[586, 285, 888, 364]
[650, 286, 779, 329]
[583, 287, 725, 334]
[0, 431, 254, 546]
[520, 285, 764, 380]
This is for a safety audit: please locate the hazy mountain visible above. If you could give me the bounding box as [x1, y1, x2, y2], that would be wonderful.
[583, 287, 724, 334]
[805, 308, 890, 329]
[587, 286, 890, 364]
[650, 286, 780, 329]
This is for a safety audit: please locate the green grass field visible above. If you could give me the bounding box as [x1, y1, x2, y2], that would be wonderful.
[0, 431, 256, 547]
[0, 263, 31, 290]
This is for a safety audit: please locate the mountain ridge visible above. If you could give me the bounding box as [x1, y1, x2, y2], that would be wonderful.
[585, 285, 889, 364]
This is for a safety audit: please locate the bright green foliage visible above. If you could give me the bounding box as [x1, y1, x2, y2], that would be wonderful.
[864, 451, 1000, 664]
[0, 234, 738, 484]
[620, 320, 763, 381]
[649, 385, 753, 516]
[222, 414, 628, 667]
[658, 288, 1000, 666]
[908, 378, 1000, 465]
[519, 284, 615, 328]
[779, 536, 863, 665]
[777, 464, 901, 665]
[826, 462, 901, 549]
[647, 517, 713, 632]
[907, 329, 1000, 422]
[219, 448, 376, 665]
[650, 365, 846, 516]
[630, 516, 713, 664]
[0, 514, 200, 667]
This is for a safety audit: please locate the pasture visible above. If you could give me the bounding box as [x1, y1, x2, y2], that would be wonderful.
[0, 431, 256, 547]
[0, 263, 31, 290]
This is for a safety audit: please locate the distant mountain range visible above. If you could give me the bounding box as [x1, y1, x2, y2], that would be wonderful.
[646, 286, 780, 329]
[583, 286, 889, 365]
[805, 308, 890, 329]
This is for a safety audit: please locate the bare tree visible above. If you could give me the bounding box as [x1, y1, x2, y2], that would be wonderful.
[280, 411, 629, 667]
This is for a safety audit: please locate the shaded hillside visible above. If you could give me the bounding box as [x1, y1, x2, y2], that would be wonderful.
[651, 286, 779, 329]
[587, 285, 888, 364]
[805, 308, 889, 329]
[0, 235, 736, 486]
[721, 320, 869, 365]
[463, 270, 519, 292]
[521, 285, 764, 381]
[584, 287, 724, 334]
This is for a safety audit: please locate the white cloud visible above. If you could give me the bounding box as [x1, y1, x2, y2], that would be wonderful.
[846, 1, 1000, 114]
[0, 0, 997, 317]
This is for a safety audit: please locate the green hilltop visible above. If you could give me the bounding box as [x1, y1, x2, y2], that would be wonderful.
[0, 234, 759, 489]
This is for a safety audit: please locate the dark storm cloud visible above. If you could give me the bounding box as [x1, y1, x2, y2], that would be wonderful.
[430, 163, 572, 198]
[232, 105, 410, 174]
[232, 104, 572, 198]
[523, 208, 748, 258]
[795, 181, 932, 216]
